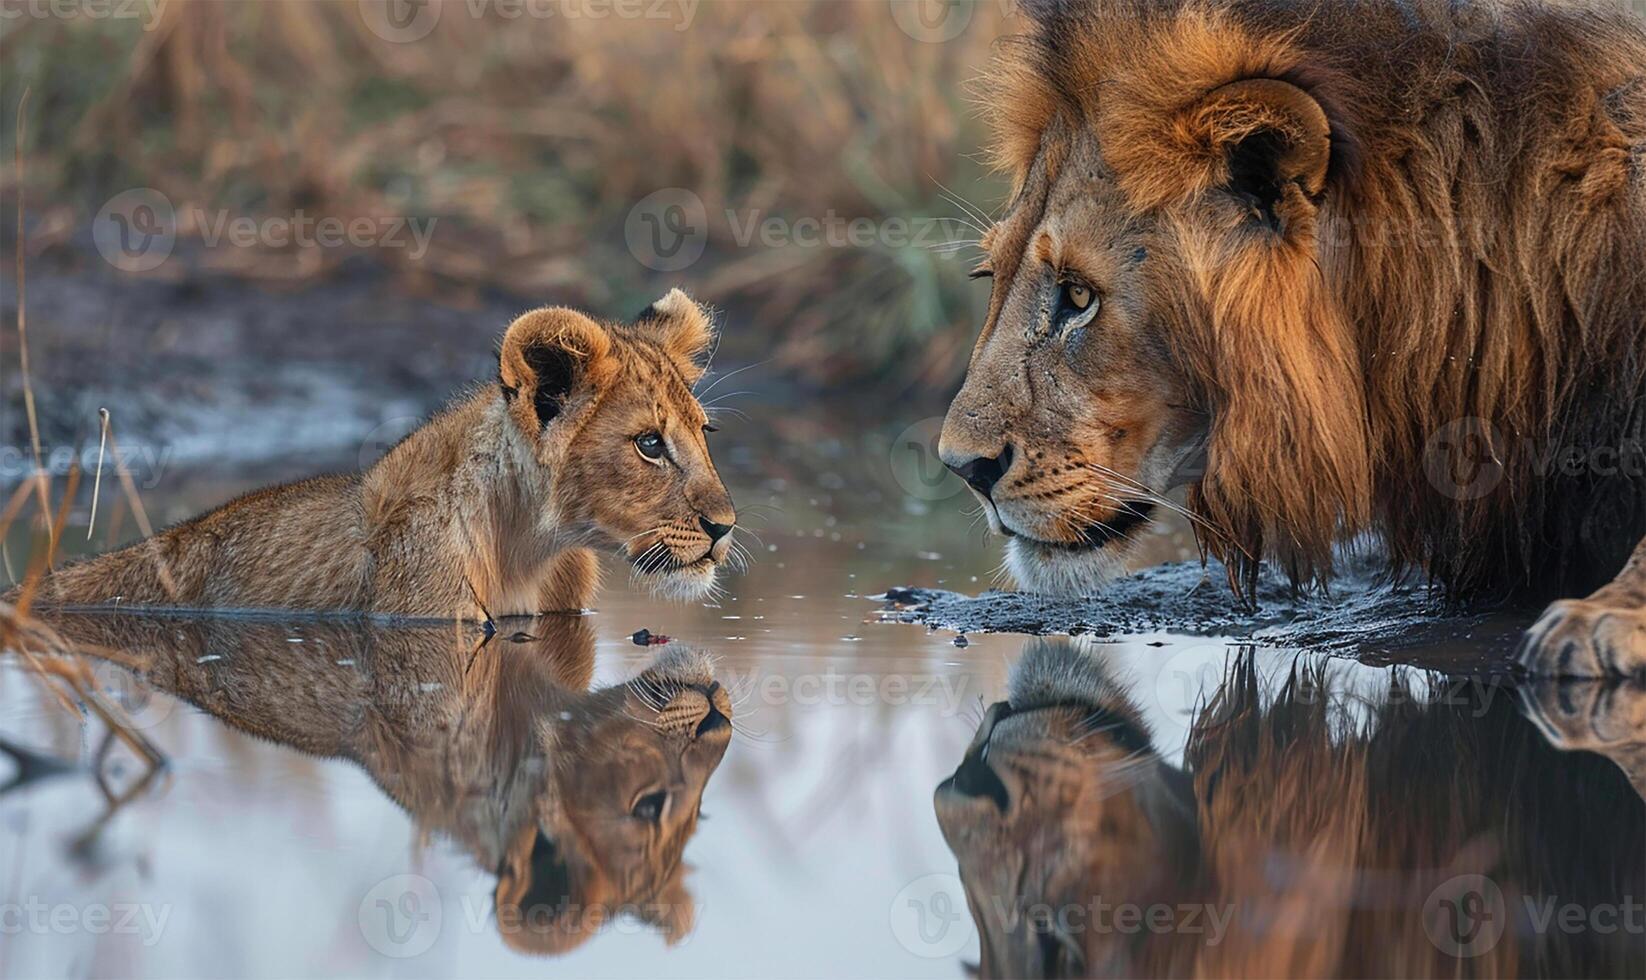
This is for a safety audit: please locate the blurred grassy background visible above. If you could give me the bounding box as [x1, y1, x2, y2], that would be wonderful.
[1, 0, 1017, 391]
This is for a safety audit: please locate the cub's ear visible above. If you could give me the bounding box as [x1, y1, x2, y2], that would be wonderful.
[634, 866, 695, 946]
[499, 309, 614, 429]
[634, 288, 717, 383]
[1193, 78, 1331, 231]
[494, 826, 606, 956]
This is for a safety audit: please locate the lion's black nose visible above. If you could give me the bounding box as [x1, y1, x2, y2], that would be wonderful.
[944, 444, 1014, 499]
[698, 516, 734, 543]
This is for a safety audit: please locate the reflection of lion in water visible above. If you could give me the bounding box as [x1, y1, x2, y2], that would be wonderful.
[37, 611, 732, 956]
[936, 641, 1646, 977]
[938, 0, 1646, 674]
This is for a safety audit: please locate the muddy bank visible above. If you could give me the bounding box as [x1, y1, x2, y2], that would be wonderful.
[0, 256, 795, 479]
[877, 556, 1536, 672]
[0, 257, 533, 470]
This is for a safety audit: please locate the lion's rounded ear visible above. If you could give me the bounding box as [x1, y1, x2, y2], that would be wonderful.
[635, 870, 695, 946]
[499, 309, 614, 428]
[494, 826, 608, 957]
[634, 288, 717, 382]
[1193, 78, 1331, 228]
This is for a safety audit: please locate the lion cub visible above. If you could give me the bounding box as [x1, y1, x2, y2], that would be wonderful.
[23, 290, 738, 619]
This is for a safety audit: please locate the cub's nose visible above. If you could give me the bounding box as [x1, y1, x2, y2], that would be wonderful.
[698, 516, 734, 543]
[696, 681, 733, 738]
[943, 444, 1014, 499]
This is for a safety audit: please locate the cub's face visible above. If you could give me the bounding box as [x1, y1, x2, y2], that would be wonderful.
[940, 134, 1204, 596]
[499, 290, 739, 600]
[496, 645, 733, 955]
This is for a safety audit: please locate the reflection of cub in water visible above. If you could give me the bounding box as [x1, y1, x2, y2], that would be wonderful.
[37, 610, 732, 955]
[936, 641, 1646, 978]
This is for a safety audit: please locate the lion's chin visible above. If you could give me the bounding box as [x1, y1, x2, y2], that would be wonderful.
[640, 560, 719, 602]
[1004, 536, 1129, 597]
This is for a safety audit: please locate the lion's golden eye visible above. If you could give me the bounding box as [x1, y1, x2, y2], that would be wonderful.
[635, 432, 667, 460]
[1055, 280, 1101, 335]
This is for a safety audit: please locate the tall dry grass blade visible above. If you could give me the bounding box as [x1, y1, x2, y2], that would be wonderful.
[44, 460, 80, 571]
[9, 457, 77, 617]
[13, 85, 49, 522]
[88, 408, 110, 540]
[0, 480, 37, 552]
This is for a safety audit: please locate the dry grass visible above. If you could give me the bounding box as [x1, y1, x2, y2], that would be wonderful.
[1, 0, 1016, 387]
[2, 99, 168, 816]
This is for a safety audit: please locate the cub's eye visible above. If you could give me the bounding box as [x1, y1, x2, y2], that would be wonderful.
[635, 432, 667, 460]
[968, 266, 994, 280]
[702, 424, 719, 434]
[1054, 280, 1101, 335]
[631, 790, 668, 823]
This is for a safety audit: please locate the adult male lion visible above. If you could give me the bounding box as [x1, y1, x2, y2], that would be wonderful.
[939, 0, 1646, 674]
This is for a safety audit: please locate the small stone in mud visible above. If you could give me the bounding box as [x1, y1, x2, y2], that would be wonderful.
[953, 635, 970, 648]
[632, 629, 672, 646]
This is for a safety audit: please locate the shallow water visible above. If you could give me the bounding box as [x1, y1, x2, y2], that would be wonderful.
[2, 401, 1643, 978]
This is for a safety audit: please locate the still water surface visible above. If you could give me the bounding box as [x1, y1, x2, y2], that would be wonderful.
[2, 403, 1642, 978]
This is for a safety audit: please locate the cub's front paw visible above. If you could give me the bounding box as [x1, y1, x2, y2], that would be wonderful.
[1517, 599, 1646, 677]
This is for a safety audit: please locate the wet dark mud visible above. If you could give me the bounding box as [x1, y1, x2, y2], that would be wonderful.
[878, 555, 1536, 672]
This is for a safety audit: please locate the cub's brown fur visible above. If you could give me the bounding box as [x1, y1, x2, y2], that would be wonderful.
[940, 0, 1646, 673]
[20, 290, 738, 619]
[34, 609, 733, 955]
